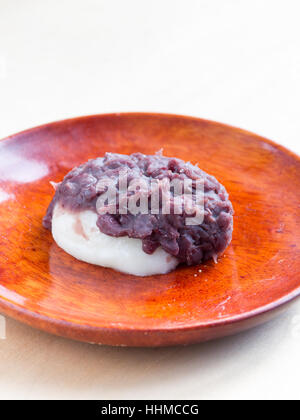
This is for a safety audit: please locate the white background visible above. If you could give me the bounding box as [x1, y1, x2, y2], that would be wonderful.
[0, 0, 300, 400]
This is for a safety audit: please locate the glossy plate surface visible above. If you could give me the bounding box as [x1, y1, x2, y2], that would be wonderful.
[0, 113, 299, 347]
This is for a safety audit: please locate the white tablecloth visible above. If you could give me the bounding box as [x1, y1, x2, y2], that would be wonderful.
[0, 0, 299, 400]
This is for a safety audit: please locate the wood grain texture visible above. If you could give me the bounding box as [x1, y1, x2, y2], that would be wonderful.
[0, 113, 299, 347]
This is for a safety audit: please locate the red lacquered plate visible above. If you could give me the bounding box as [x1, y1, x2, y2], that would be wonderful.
[0, 113, 299, 347]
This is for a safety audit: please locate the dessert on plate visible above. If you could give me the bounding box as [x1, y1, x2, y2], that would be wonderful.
[44, 152, 234, 276]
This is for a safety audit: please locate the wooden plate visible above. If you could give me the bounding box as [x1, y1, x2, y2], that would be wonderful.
[0, 113, 299, 347]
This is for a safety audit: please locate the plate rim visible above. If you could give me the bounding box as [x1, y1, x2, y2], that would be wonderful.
[2, 111, 300, 163]
[0, 283, 299, 333]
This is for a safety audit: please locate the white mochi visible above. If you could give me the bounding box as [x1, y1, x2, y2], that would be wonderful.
[51, 204, 179, 276]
